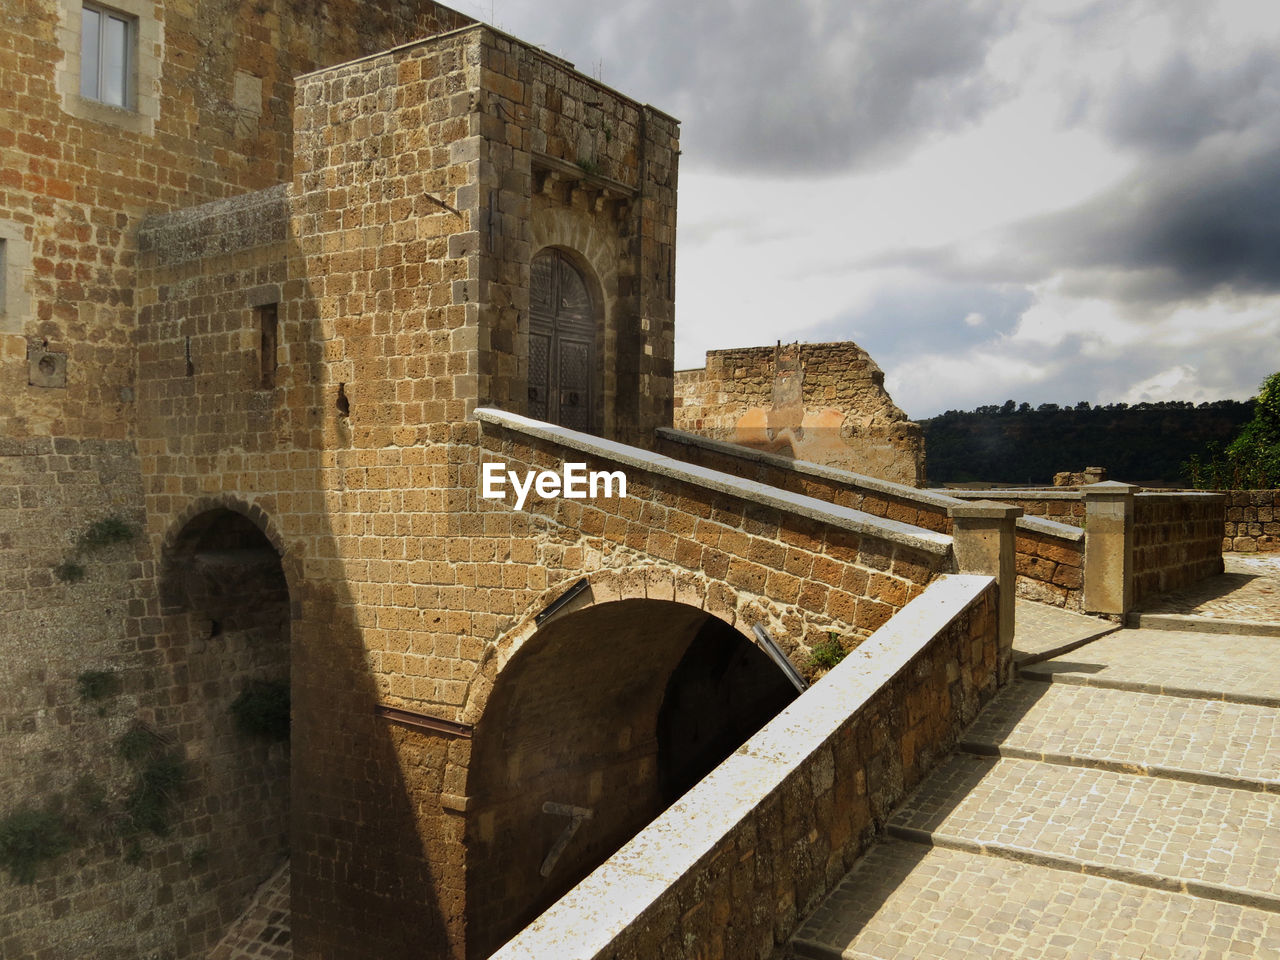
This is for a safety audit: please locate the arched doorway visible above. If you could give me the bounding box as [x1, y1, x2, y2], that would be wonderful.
[464, 598, 798, 957]
[529, 248, 597, 432]
[159, 507, 291, 932]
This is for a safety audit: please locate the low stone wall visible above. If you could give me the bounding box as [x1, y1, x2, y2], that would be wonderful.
[1224, 490, 1280, 552]
[1014, 528, 1085, 610]
[1133, 493, 1226, 603]
[657, 429, 1085, 609]
[943, 489, 1086, 528]
[490, 575, 1000, 960]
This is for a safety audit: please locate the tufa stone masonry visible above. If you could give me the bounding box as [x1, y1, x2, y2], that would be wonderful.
[0, 2, 1226, 959]
[674, 342, 927, 487]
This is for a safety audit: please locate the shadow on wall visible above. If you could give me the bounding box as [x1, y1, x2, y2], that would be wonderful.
[158, 508, 292, 937]
[464, 598, 799, 958]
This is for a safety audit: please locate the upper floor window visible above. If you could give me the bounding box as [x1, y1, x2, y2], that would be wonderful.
[80, 3, 134, 108]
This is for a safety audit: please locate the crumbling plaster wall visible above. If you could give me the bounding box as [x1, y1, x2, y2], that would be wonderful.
[674, 342, 926, 485]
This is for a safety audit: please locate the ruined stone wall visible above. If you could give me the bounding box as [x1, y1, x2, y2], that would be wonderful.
[674, 342, 925, 484]
[1223, 490, 1280, 552]
[1133, 493, 1225, 604]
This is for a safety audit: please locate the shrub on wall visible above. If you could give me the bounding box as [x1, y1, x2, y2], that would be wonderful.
[0, 805, 75, 885]
[229, 680, 291, 741]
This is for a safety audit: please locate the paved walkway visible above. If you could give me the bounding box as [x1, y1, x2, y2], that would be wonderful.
[790, 613, 1280, 959]
[208, 860, 292, 960]
[1137, 553, 1280, 625]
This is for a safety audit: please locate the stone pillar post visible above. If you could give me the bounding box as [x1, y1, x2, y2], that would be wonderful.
[1083, 481, 1138, 616]
[948, 501, 1022, 682]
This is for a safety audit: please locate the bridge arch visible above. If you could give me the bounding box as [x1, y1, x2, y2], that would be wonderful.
[462, 569, 799, 956]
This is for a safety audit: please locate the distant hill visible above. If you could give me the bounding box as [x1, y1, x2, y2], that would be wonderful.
[919, 400, 1254, 486]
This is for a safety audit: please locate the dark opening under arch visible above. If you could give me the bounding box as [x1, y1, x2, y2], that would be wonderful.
[159, 507, 291, 936]
[465, 597, 798, 957]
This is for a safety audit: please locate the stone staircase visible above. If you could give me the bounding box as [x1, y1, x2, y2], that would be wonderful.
[789, 620, 1280, 959]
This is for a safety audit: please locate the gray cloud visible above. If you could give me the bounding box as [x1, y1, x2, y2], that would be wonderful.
[863, 133, 1280, 307]
[491, 0, 1014, 174]
[1101, 50, 1280, 154]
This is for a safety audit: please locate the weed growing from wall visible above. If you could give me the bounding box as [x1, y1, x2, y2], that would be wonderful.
[0, 804, 75, 884]
[77, 670, 121, 715]
[51, 513, 136, 585]
[229, 680, 291, 741]
[808, 633, 849, 671]
[117, 724, 189, 843]
[53, 560, 86, 583]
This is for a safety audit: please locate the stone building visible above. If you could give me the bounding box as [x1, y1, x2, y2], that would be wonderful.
[2, 2, 689, 957]
[674, 342, 927, 486]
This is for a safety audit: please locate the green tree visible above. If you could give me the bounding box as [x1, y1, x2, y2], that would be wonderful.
[1185, 372, 1280, 489]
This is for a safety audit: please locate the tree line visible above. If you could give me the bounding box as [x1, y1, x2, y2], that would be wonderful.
[919, 398, 1255, 486]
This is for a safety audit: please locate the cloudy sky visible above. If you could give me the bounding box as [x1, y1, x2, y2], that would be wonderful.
[462, 0, 1280, 418]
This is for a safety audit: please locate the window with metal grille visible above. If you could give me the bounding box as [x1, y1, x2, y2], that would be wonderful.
[80, 3, 134, 108]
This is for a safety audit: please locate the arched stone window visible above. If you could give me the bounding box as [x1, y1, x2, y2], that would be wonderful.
[529, 249, 596, 432]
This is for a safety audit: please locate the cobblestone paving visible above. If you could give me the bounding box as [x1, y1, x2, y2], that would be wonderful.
[790, 602, 1280, 960]
[208, 861, 291, 960]
[963, 680, 1280, 789]
[790, 839, 1280, 960]
[891, 754, 1280, 904]
[1022, 629, 1280, 705]
[1012, 600, 1118, 663]
[1140, 553, 1280, 623]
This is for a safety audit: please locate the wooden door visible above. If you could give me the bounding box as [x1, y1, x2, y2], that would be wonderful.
[529, 250, 595, 431]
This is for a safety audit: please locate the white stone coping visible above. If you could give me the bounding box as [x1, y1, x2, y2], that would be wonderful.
[940, 488, 1084, 501]
[490, 573, 996, 960]
[655, 427, 1083, 544]
[942, 487, 1224, 502]
[475, 409, 953, 556]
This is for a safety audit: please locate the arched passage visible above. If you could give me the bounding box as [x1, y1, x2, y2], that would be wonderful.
[159, 506, 291, 927]
[464, 598, 798, 957]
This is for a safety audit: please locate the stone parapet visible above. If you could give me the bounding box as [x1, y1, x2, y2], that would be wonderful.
[490, 575, 1000, 960]
[657, 428, 1085, 609]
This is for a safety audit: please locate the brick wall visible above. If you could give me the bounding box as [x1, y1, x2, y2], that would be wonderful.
[492, 575, 1000, 960]
[1133, 493, 1226, 604]
[673, 342, 925, 484]
[1223, 490, 1280, 552]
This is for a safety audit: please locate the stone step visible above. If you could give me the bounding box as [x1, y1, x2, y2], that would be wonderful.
[960, 680, 1280, 792]
[1128, 612, 1280, 638]
[1011, 599, 1118, 665]
[789, 839, 1280, 960]
[1019, 628, 1280, 707]
[888, 754, 1280, 912]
